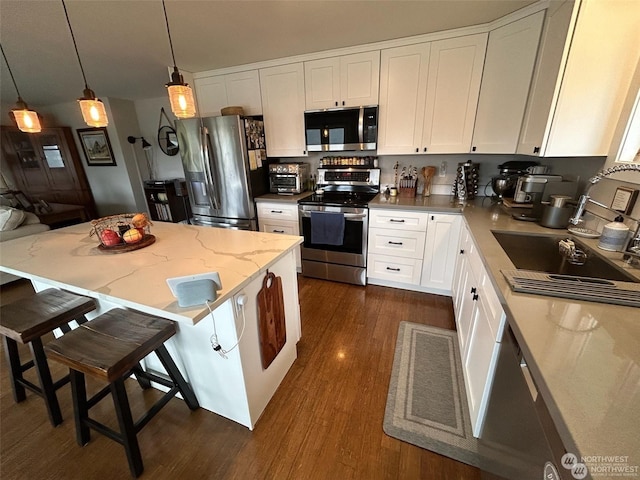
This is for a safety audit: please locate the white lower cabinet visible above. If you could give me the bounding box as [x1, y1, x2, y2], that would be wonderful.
[421, 214, 462, 291]
[367, 209, 461, 293]
[452, 223, 506, 437]
[256, 201, 302, 271]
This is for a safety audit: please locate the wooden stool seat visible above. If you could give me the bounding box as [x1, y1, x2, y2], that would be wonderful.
[45, 308, 199, 478]
[0, 288, 96, 427]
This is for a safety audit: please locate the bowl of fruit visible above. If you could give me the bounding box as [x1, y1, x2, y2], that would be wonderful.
[90, 213, 154, 253]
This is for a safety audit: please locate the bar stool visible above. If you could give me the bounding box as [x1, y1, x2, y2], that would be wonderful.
[44, 308, 199, 478]
[0, 288, 96, 426]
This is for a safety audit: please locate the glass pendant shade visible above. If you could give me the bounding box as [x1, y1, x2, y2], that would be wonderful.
[12, 104, 41, 133]
[78, 89, 108, 127]
[167, 83, 196, 118]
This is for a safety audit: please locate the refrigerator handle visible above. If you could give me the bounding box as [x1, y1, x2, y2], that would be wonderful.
[201, 126, 221, 210]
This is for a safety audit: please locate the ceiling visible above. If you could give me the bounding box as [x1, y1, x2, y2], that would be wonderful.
[0, 0, 537, 111]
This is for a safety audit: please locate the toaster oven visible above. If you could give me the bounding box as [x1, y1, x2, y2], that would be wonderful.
[269, 163, 310, 195]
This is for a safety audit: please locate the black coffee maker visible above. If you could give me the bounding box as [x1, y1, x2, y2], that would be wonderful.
[491, 161, 539, 199]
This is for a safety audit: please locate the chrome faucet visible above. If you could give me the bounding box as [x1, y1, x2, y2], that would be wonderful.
[568, 163, 640, 225]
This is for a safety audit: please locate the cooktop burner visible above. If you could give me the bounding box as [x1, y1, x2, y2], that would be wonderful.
[300, 191, 378, 207]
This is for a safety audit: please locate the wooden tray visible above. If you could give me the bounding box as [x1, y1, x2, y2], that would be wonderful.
[96, 234, 156, 254]
[257, 271, 286, 369]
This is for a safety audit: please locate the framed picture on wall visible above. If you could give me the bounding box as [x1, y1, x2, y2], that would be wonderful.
[77, 128, 116, 166]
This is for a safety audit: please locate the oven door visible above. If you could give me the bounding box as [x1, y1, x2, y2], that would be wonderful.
[299, 204, 368, 267]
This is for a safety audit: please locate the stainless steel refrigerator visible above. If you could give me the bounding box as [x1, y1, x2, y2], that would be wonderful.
[175, 115, 268, 230]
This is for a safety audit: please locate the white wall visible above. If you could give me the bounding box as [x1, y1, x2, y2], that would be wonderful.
[134, 96, 186, 181]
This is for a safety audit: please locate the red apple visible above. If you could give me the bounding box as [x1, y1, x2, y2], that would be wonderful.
[100, 229, 121, 246]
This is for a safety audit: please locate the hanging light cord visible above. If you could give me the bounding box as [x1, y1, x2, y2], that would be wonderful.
[0, 43, 24, 99]
[162, 0, 178, 69]
[61, 0, 89, 89]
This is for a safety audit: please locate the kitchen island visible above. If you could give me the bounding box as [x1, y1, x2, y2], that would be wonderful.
[0, 221, 303, 429]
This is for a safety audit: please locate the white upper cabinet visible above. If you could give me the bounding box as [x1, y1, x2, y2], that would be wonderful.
[518, 0, 640, 157]
[422, 34, 487, 154]
[378, 34, 487, 155]
[607, 58, 640, 167]
[378, 43, 431, 155]
[259, 63, 307, 157]
[304, 51, 380, 110]
[471, 11, 545, 154]
[194, 70, 262, 117]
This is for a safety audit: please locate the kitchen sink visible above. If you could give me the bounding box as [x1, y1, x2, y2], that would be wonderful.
[491, 231, 638, 283]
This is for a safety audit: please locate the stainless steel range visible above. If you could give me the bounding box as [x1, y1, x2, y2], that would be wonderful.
[298, 168, 380, 285]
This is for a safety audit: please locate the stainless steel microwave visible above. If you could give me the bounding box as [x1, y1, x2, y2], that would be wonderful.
[304, 106, 378, 152]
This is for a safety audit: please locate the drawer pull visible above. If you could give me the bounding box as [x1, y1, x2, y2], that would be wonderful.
[388, 241, 403, 245]
[273, 230, 285, 233]
[270, 210, 283, 214]
[386, 267, 401, 272]
[389, 219, 405, 223]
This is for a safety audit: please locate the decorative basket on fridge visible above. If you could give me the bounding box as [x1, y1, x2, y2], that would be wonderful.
[90, 213, 155, 253]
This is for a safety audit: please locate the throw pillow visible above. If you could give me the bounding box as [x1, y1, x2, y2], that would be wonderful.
[0, 207, 26, 231]
[22, 211, 42, 225]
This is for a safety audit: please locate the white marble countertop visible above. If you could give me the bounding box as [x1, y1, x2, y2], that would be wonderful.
[460, 198, 640, 474]
[0, 222, 302, 325]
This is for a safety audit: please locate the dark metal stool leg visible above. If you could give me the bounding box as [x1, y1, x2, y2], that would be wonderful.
[111, 379, 144, 478]
[2, 336, 27, 403]
[131, 363, 152, 390]
[155, 345, 199, 410]
[70, 369, 90, 446]
[30, 337, 63, 426]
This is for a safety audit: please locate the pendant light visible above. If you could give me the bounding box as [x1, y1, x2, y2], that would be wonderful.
[62, 0, 108, 127]
[162, 0, 196, 118]
[1, 43, 42, 133]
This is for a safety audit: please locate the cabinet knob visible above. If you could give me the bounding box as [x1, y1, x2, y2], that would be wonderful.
[460, 249, 465, 254]
[423, 147, 427, 152]
[533, 146, 540, 154]
[470, 287, 477, 294]
[473, 293, 479, 301]
[335, 101, 338, 107]
[472, 146, 477, 152]
[342, 101, 345, 106]
[415, 148, 419, 153]
[431, 215, 434, 221]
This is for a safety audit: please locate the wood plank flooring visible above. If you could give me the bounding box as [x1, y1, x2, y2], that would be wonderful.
[0, 277, 481, 479]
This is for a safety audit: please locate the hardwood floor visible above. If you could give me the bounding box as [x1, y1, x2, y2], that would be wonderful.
[0, 277, 481, 479]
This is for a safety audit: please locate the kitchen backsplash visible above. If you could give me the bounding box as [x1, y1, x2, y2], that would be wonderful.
[295, 152, 607, 197]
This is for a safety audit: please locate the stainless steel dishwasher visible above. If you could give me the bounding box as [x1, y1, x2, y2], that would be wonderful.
[478, 325, 569, 480]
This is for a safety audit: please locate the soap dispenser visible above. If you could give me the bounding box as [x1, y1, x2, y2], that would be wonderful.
[598, 216, 630, 251]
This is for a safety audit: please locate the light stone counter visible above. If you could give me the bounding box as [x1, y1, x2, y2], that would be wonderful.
[255, 191, 313, 204]
[369, 193, 464, 213]
[0, 221, 302, 325]
[460, 199, 640, 476]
